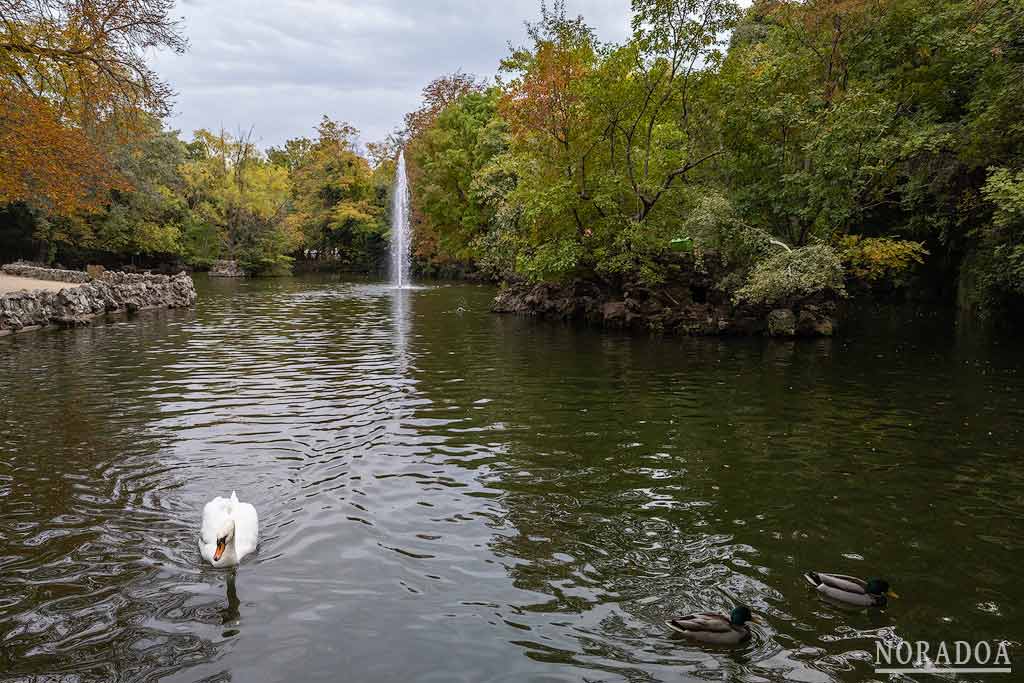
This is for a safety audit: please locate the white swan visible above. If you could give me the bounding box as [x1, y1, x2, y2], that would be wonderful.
[199, 491, 258, 567]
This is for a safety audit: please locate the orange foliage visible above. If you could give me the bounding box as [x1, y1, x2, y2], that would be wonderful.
[500, 41, 590, 148]
[0, 0, 185, 119]
[0, 0, 183, 221]
[0, 89, 123, 214]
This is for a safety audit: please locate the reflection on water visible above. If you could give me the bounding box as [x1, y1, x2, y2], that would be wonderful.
[392, 285, 411, 379]
[1, 274, 1022, 682]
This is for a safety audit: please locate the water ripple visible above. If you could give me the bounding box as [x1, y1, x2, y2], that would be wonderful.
[1, 276, 1022, 682]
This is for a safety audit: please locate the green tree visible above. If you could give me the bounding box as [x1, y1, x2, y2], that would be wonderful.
[89, 116, 189, 258]
[288, 117, 385, 268]
[488, 0, 739, 282]
[179, 128, 296, 274]
[409, 88, 509, 261]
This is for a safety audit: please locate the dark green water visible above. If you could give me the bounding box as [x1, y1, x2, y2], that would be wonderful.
[1, 275, 1022, 682]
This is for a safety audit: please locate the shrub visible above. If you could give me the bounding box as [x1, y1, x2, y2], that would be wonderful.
[978, 167, 1024, 301]
[838, 235, 928, 284]
[735, 244, 846, 305]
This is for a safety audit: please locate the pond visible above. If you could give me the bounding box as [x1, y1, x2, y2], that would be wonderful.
[1, 275, 1021, 682]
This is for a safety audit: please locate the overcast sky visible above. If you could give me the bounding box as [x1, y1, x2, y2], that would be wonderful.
[151, 0, 633, 151]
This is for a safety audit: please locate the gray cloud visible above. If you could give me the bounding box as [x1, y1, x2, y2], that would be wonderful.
[152, 0, 632, 150]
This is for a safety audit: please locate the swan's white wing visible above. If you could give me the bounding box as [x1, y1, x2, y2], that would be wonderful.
[232, 501, 259, 559]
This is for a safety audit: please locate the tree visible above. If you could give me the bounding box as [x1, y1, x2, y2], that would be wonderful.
[0, 0, 186, 259]
[714, 0, 898, 247]
[401, 71, 487, 266]
[267, 137, 313, 173]
[288, 116, 385, 267]
[404, 71, 485, 142]
[494, 2, 603, 278]
[617, 0, 740, 222]
[179, 128, 297, 274]
[88, 115, 189, 258]
[0, 91, 120, 216]
[409, 88, 509, 261]
[491, 0, 739, 281]
[0, 0, 186, 119]
[365, 134, 402, 169]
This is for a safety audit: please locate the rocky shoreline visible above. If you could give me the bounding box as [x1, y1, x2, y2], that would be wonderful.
[0, 266, 197, 336]
[492, 279, 837, 337]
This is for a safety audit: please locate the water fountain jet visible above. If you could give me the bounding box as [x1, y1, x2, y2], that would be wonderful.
[390, 150, 412, 289]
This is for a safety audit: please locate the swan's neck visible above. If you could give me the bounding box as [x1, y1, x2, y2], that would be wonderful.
[221, 535, 238, 563]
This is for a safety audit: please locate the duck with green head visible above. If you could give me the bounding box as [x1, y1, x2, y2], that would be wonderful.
[804, 571, 898, 607]
[665, 605, 759, 645]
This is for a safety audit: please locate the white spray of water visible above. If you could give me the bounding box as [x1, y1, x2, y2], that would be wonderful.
[390, 150, 412, 289]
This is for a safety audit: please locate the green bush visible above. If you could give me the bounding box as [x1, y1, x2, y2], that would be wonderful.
[735, 244, 846, 305]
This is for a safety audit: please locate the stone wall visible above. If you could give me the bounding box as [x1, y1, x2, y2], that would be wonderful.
[2, 261, 91, 283]
[0, 269, 197, 335]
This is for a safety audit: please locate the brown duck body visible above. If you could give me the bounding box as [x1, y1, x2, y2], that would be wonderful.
[804, 571, 887, 607]
[665, 612, 752, 645]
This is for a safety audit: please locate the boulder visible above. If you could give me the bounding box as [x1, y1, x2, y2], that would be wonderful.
[797, 305, 834, 336]
[767, 308, 797, 336]
[209, 259, 245, 277]
[602, 301, 627, 325]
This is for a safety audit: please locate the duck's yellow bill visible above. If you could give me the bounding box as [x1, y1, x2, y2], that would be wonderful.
[213, 540, 226, 561]
[751, 615, 765, 623]
[886, 590, 900, 599]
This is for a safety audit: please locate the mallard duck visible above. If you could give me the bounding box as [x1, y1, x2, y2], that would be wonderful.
[199, 491, 259, 567]
[803, 571, 898, 607]
[665, 606, 758, 645]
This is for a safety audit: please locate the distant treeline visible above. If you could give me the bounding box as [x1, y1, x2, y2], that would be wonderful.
[0, 1, 394, 275]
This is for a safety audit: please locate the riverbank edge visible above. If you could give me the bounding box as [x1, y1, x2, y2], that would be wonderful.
[0, 265, 198, 336]
[492, 279, 837, 337]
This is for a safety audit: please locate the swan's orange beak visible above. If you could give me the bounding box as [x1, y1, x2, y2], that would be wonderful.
[213, 539, 226, 561]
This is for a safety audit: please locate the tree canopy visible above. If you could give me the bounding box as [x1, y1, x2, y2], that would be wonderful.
[401, 0, 1023, 314]
[1, 0, 1021, 317]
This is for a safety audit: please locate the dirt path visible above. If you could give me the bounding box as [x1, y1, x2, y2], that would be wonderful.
[0, 274, 85, 295]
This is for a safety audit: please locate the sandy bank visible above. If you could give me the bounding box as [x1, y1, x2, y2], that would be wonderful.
[0, 274, 85, 295]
